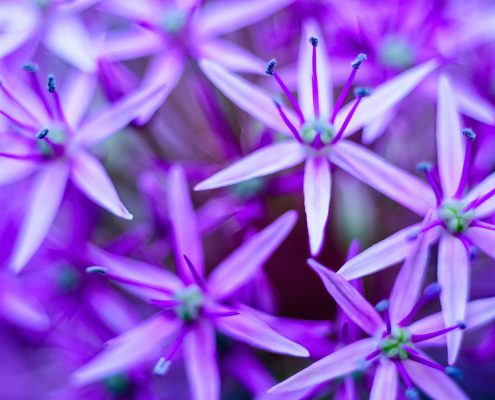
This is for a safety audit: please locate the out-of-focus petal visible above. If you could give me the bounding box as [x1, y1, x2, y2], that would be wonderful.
[308, 259, 383, 335]
[198, 39, 264, 73]
[72, 315, 179, 385]
[0, 159, 36, 187]
[404, 350, 469, 400]
[455, 83, 495, 125]
[268, 338, 375, 393]
[199, 59, 297, 135]
[167, 164, 205, 282]
[10, 161, 69, 273]
[0, 3, 39, 59]
[208, 210, 297, 299]
[71, 151, 132, 220]
[197, 0, 295, 38]
[103, 28, 163, 61]
[436, 74, 464, 197]
[62, 70, 97, 129]
[195, 142, 306, 190]
[330, 141, 436, 215]
[183, 320, 220, 400]
[335, 60, 438, 138]
[215, 305, 309, 357]
[370, 358, 397, 400]
[438, 235, 469, 364]
[361, 106, 397, 144]
[304, 156, 331, 256]
[298, 19, 333, 118]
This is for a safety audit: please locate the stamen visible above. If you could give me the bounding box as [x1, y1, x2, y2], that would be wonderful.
[456, 234, 477, 261]
[309, 37, 320, 117]
[273, 98, 303, 143]
[465, 186, 495, 212]
[0, 109, 38, 131]
[265, 59, 305, 123]
[375, 299, 392, 334]
[331, 87, 371, 144]
[399, 283, 442, 326]
[47, 74, 56, 93]
[202, 309, 239, 318]
[330, 53, 367, 123]
[37, 128, 49, 139]
[149, 299, 182, 308]
[0, 151, 45, 161]
[445, 366, 464, 381]
[411, 321, 465, 343]
[393, 360, 418, 398]
[408, 353, 444, 371]
[416, 161, 442, 204]
[454, 128, 476, 198]
[364, 348, 381, 361]
[183, 255, 208, 292]
[47, 74, 66, 122]
[154, 327, 189, 376]
[470, 220, 495, 232]
[22, 63, 53, 118]
[0, 81, 39, 123]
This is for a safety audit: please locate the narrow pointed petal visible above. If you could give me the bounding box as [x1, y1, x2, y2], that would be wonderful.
[197, 0, 295, 38]
[0, 159, 36, 187]
[103, 28, 163, 61]
[465, 172, 495, 218]
[0, 3, 38, 58]
[308, 259, 383, 335]
[195, 141, 306, 190]
[167, 165, 205, 281]
[466, 227, 495, 260]
[338, 223, 432, 280]
[268, 338, 375, 393]
[10, 161, 69, 273]
[436, 74, 464, 197]
[208, 210, 297, 299]
[184, 320, 220, 400]
[455, 83, 495, 125]
[199, 59, 298, 135]
[389, 212, 434, 323]
[62, 70, 97, 129]
[72, 315, 180, 385]
[330, 141, 436, 216]
[404, 350, 469, 400]
[215, 305, 309, 357]
[298, 19, 333, 118]
[304, 157, 331, 256]
[361, 106, 397, 144]
[438, 235, 470, 364]
[198, 39, 264, 73]
[334, 60, 438, 138]
[71, 151, 132, 220]
[370, 358, 398, 400]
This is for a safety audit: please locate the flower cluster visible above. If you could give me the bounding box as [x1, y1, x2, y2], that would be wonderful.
[1, 0, 495, 399]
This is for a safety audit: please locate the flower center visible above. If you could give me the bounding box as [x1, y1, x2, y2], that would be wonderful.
[378, 35, 414, 69]
[301, 118, 335, 145]
[379, 327, 413, 360]
[37, 126, 67, 157]
[438, 199, 474, 234]
[173, 285, 204, 322]
[104, 373, 131, 396]
[161, 9, 188, 35]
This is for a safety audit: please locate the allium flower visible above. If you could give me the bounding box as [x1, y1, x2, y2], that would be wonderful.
[338, 74, 495, 364]
[0, 65, 163, 272]
[72, 165, 308, 400]
[196, 20, 437, 256]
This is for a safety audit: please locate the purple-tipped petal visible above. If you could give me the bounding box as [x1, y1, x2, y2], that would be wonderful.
[195, 141, 306, 190]
[199, 59, 298, 135]
[304, 156, 331, 256]
[208, 210, 297, 299]
[308, 259, 383, 335]
[215, 305, 309, 357]
[72, 315, 180, 385]
[334, 60, 438, 138]
[268, 338, 375, 393]
[10, 161, 69, 273]
[198, 39, 264, 73]
[438, 235, 470, 364]
[167, 165, 205, 282]
[197, 0, 295, 38]
[404, 350, 469, 400]
[330, 141, 436, 215]
[436, 74, 464, 197]
[71, 151, 133, 220]
[183, 320, 220, 400]
[370, 358, 398, 400]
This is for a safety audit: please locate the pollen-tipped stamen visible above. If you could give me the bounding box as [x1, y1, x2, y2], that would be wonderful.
[399, 283, 441, 326]
[375, 299, 392, 334]
[454, 128, 476, 199]
[393, 359, 418, 399]
[22, 63, 53, 118]
[330, 53, 367, 124]
[47, 74, 66, 123]
[309, 37, 320, 117]
[154, 327, 189, 376]
[331, 87, 370, 144]
[416, 161, 442, 205]
[411, 322, 465, 343]
[465, 186, 495, 212]
[273, 98, 304, 143]
[456, 234, 477, 261]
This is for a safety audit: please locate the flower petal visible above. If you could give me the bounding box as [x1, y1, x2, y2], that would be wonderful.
[330, 140, 435, 216]
[304, 156, 331, 256]
[215, 304, 309, 357]
[167, 164, 205, 282]
[298, 19, 333, 118]
[208, 210, 297, 299]
[466, 227, 495, 260]
[436, 74, 464, 197]
[361, 106, 397, 144]
[61, 70, 97, 129]
[268, 338, 376, 393]
[404, 350, 469, 400]
[71, 151, 132, 220]
[308, 259, 383, 335]
[465, 172, 495, 218]
[183, 320, 220, 400]
[335, 60, 438, 138]
[199, 59, 297, 135]
[10, 161, 69, 273]
[72, 315, 180, 385]
[195, 141, 306, 190]
[370, 358, 398, 400]
[455, 82, 495, 125]
[198, 39, 264, 73]
[438, 235, 470, 364]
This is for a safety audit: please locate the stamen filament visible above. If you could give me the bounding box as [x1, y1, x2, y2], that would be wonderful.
[466, 187, 495, 212]
[416, 161, 442, 204]
[411, 322, 465, 343]
[22, 64, 53, 118]
[364, 348, 381, 361]
[154, 326, 189, 375]
[0, 110, 37, 131]
[454, 129, 476, 199]
[470, 220, 495, 232]
[399, 283, 441, 326]
[332, 87, 370, 144]
[183, 255, 208, 292]
[375, 299, 391, 334]
[309, 37, 320, 117]
[273, 99, 304, 143]
[456, 234, 477, 261]
[149, 299, 182, 308]
[408, 353, 444, 371]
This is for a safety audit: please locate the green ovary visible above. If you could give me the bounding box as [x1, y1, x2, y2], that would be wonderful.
[438, 199, 474, 233]
[161, 9, 188, 34]
[174, 285, 204, 322]
[378, 35, 414, 69]
[379, 327, 413, 360]
[301, 119, 335, 145]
